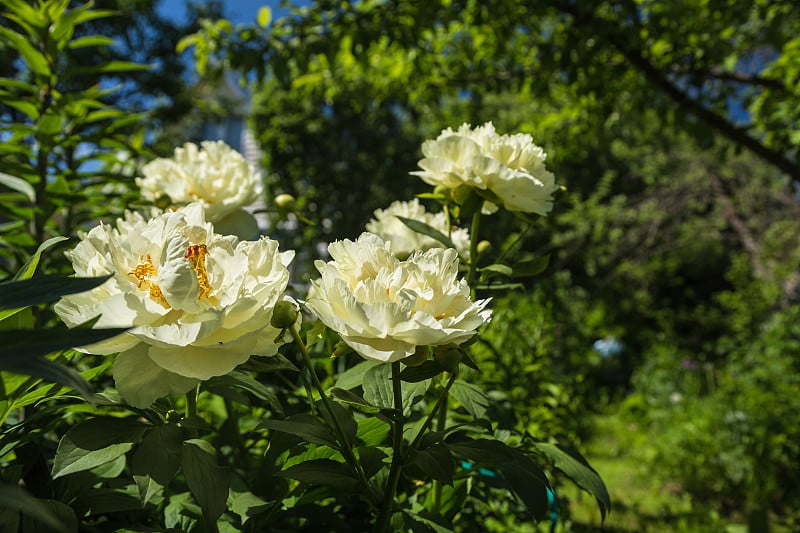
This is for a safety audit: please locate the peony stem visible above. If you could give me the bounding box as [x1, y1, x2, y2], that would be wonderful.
[432, 375, 450, 514]
[287, 324, 380, 508]
[467, 210, 482, 294]
[410, 371, 458, 451]
[374, 362, 404, 533]
[185, 386, 199, 439]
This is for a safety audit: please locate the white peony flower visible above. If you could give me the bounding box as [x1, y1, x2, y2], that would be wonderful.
[411, 122, 558, 215]
[305, 233, 491, 363]
[54, 203, 296, 408]
[365, 199, 470, 260]
[136, 141, 263, 239]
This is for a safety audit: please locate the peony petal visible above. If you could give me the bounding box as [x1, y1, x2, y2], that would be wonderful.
[146, 335, 258, 380]
[113, 345, 198, 408]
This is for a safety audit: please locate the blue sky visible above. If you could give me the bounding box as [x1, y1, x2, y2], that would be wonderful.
[157, 0, 288, 25]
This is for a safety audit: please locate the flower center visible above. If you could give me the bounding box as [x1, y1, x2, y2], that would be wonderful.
[129, 254, 169, 307]
[185, 244, 213, 300]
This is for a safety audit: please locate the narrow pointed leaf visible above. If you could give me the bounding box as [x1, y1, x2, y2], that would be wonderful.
[182, 439, 230, 523]
[396, 216, 457, 249]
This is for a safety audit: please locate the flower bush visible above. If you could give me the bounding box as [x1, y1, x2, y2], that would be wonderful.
[305, 232, 491, 362]
[54, 203, 296, 408]
[0, 7, 609, 526]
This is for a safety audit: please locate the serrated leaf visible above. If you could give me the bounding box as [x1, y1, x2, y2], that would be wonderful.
[449, 381, 489, 420]
[182, 439, 230, 523]
[532, 442, 611, 520]
[258, 413, 339, 448]
[396, 216, 456, 249]
[52, 417, 147, 478]
[278, 459, 358, 491]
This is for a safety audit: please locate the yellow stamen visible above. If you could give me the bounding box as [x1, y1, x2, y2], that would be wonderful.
[185, 244, 213, 300]
[129, 254, 169, 308]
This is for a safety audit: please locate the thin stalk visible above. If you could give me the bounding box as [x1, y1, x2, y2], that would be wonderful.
[409, 372, 458, 450]
[431, 377, 450, 514]
[288, 325, 379, 507]
[373, 362, 404, 533]
[185, 387, 199, 439]
[466, 210, 482, 294]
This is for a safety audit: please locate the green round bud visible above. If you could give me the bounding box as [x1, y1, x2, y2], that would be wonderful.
[274, 193, 296, 210]
[154, 193, 172, 210]
[403, 346, 429, 366]
[450, 184, 473, 205]
[270, 300, 299, 329]
[434, 345, 463, 373]
[476, 240, 492, 256]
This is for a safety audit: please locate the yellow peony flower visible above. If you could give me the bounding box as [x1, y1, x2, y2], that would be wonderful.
[305, 233, 491, 363]
[136, 141, 263, 239]
[55, 203, 296, 408]
[411, 122, 558, 215]
[365, 199, 470, 260]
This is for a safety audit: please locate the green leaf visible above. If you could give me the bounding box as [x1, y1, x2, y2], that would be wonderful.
[396, 216, 457, 249]
[449, 438, 550, 520]
[278, 459, 358, 491]
[357, 446, 388, 479]
[131, 425, 183, 505]
[242, 353, 299, 373]
[0, 326, 127, 358]
[532, 441, 611, 521]
[0, 27, 51, 77]
[67, 35, 115, 49]
[512, 255, 550, 278]
[363, 363, 428, 414]
[329, 387, 382, 413]
[0, 349, 97, 400]
[182, 439, 230, 523]
[449, 381, 489, 420]
[413, 443, 454, 485]
[478, 263, 513, 277]
[52, 417, 147, 478]
[399, 360, 446, 382]
[205, 370, 283, 414]
[12, 236, 68, 281]
[356, 416, 391, 447]
[0, 172, 35, 203]
[0, 273, 110, 312]
[0, 484, 65, 530]
[258, 413, 340, 448]
[228, 475, 271, 525]
[334, 359, 379, 390]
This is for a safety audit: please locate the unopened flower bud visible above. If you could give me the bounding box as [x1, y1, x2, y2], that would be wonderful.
[404, 345, 429, 366]
[434, 345, 463, 373]
[476, 240, 492, 256]
[275, 193, 296, 210]
[154, 193, 172, 210]
[270, 300, 299, 329]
